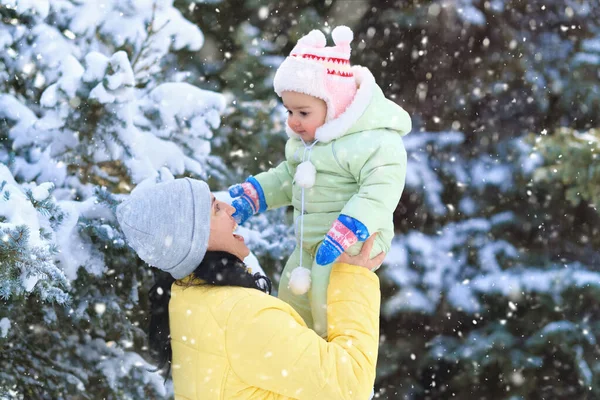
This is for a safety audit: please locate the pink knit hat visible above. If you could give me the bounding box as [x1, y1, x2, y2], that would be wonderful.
[273, 26, 358, 121]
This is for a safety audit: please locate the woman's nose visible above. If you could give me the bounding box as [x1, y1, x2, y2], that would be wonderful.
[224, 202, 236, 215]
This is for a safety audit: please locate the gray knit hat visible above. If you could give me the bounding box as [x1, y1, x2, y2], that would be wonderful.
[116, 178, 212, 279]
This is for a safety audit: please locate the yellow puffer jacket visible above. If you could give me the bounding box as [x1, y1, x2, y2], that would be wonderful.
[169, 263, 380, 400]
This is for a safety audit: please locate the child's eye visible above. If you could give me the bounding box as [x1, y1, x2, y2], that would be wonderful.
[286, 110, 292, 115]
[215, 203, 221, 212]
[300, 112, 308, 116]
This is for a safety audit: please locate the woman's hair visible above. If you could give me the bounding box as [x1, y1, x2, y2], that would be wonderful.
[148, 250, 272, 378]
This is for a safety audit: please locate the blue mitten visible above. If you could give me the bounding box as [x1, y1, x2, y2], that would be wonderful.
[315, 214, 369, 265]
[228, 176, 267, 225]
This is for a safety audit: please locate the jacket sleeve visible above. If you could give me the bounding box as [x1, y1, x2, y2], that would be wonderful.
[226, 263, 380, 400]
[339, 131, 407, 237]
[253, 159, 294, 209]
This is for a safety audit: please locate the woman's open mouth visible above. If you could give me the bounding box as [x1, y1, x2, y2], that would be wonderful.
[232, 224, 244, 242]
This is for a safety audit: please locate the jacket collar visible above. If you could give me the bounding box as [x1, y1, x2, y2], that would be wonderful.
[175, 275, 204, 286]
[285, 66, 376, 144]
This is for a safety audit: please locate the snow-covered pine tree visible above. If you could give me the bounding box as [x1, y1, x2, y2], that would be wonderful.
[0, 0, 227, 397]
[0, 165, 68, 303]
[528, 31, 600, 219]
[375, 129, 600, 398]
[530, 127, 600, 215]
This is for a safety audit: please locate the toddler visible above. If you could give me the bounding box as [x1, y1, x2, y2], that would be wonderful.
[229, 26, 411, 337]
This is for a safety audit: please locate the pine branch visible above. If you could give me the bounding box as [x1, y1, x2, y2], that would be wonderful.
[131, 1, 172, 73]
[94, 186, 120, 212]
[3, 325, 90, 398]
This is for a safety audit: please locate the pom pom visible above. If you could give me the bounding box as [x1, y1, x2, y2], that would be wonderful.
[288, 267, 311, 295]
[294, 161, 317, 189]
[298, 29, 326, 48]
[332, 25, 353, 46]
[294, 160, 317, 188]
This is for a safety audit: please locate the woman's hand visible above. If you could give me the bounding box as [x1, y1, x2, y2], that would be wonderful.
[338, 233, 385, 271]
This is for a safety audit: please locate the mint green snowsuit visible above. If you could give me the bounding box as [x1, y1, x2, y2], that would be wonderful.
[254, 67, 411, 336]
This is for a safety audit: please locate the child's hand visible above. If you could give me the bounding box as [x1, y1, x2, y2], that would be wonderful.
[338, 233, 385, 271]
[228, 177, 267, 224]
[315, 214, 369, 265]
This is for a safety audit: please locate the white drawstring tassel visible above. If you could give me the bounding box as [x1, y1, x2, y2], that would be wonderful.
[288, 139, 319, 296]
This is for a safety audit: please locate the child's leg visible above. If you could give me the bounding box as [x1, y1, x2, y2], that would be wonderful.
[310, 258, 332, 338]
[277, 247, 314, 329]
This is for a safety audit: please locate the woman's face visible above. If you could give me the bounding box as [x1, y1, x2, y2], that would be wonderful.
[207, 194, 250, 260]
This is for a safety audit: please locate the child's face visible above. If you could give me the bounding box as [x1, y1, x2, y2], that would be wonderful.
[282, 91, 327, 142]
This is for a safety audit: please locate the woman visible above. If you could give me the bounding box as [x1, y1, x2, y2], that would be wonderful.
[116, 178, 384, 400]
